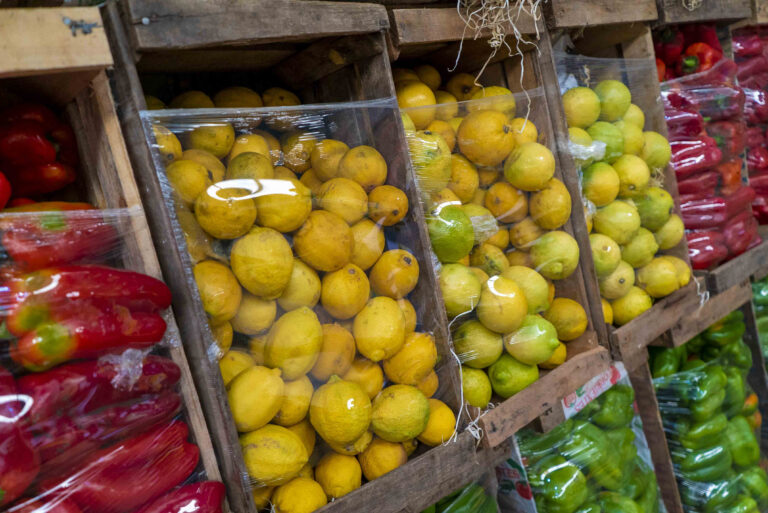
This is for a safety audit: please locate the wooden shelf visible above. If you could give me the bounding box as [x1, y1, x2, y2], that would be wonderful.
[544, 0, 658, 29]
[655, 0, 753, 24]
[698, 239, 768, 294]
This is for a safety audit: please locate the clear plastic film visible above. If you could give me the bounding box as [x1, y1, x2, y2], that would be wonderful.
[141, 100, 460, 510]
[498, 363, 665, 513]
[649, 309, 768, 513]
[419, 474, 500, 513]
[400, 84, 592, 414]
[554, 51, 692, 327]
[752, 276, 768, 370]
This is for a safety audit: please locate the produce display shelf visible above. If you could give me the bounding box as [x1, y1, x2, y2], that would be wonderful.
[655, 0, 754, 25]
[388, 6, 613, 449]
[543, 0, 658, 29]
[0, 3, 222, 489]
[696, 239, 768, 293]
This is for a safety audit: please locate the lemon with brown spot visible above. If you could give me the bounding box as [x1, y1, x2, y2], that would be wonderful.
[189, 123, 235, 158]
[317, 177, 368, 225]
[278, 259, 321, 312]
[181, 149, 225, 182]
[311, 324, 356, 381]
[321, 264, 370, 320]
[240, 425, 308, 486]
[228, 365, 284, 432]
[446, 73, 481, 101]
[315, 453, 362, 499]
[504, 142, 555, 191]
[231, 226, 294, 299]
[231, 292, 276, 335]
[383, 332, 438, 385]
[458, 110, 516, 167]
[529, 178, 572, 230]
[477, 275, 528, 333]
[368, 185, 409, 226]
[153, 125, 182, 163]
[219, 349, 254, 386]
[310, 376, 371, 445]
[487, 228, 510, 250]
[435, 91, 459, 120]
[427, 119, 456, 152]
[543, 297, 588, 341]
[485, 181, 527, 223]
[509, 217, 543, 251]
[272, 477, 327, 513]
[354, 296, 406, 361]
[470, 243, 509, 277]
[396, 81, 436, 129]
[294, 210, 353, 272]
[328, 430, 373, 456]
[369, 249, 420, 299]
[418, 399, 456, 446]
[166, 159, 211, 206]
[281, 132, 316, 173]
[265, 307, 323, 380]
[506, 250, 533, 268]
[403, 439, 419, 456]
[613, 154, 650, 198]
[371, 384, 430, 442]
[337, 145, 388, 192]
[194, 260, 242, 323]
[599, 260, 635, 300]
[310, 139, 349, 181]
[170, 90, 214, 109]
[274, 375, 314, 427]
[350, 219, 385, 271]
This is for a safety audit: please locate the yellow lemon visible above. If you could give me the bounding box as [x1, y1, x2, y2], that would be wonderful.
[562, 87, 601, 128]
[477, 275, 528, 333]
[383, 332, 438, 385]
[595, 80, 632, 122]
[226, 151, 274, 182]
[194, 260, 242, 323]
[274, 375, 314, 427]
[252, 129, 282, 165]
[509, 117, 539, 146]
[417, 370, 439, 398]
[369, 249, 420, 299]
[310, 376, 372, 444]
[392, 68, 420, 83]
[354, 297, 406, 361]
[287, 419, 316, 457]
[530, 230, 581, 281]
[439, 263, 481, 317]
[601, 298, 614, 324]
[504, 142, 556, 191]
[427, 119, 456, 152]
[582, 162, 620, 207]
[297, 463, 313, 480]
[189, 123, 235, 158]
[471, 188, 486, 206]
[214, 86, 263, 108]
[448, 154, 480, 203]
[594, 200, 641, 244]
[458, 110, 516, 166]
[396, 299, 417, 333]
[277, 259, 321, 312]
[328, 430, 373, 456]
[637, 257, 680, 298]
[254, 177, 312, 233]
[344, 358, 384, 399]
[166, 159, 211, 206]
[543, 297, 588, 341]
[487, 228, 510, 250]
[219, 349, 254, 386]
[509, 216, 544, 251]
[195, 186, 257, 239]
[265, 307, 323, 380]
[350, 219, 385, 270]
[152, 125, 182, 163]
[461, 366, 492, 408]
[485, 182, 527, 223]
[396, 80, 436, 129]
[614, 120, 644, 155]
[210, 320, 233, 358]
[310, 139, 349, 181]
[435, 91, 459, 120]
[181, 148, 226, 182]
[311, 324, 356, 381]
[623, 103, 646, 129]
[529, 177, 572, 230]
[281, 132, 316, 173]
[271, 477, 327, 513]
[371, 384, 430, 442]
[612, 154, 650, 198]
[231, 226, 294, 299]
[145, 95, 165, 110]
[321, 264, 371, 320]
[502, 265, 550, 314]
[231, 292, 277, 335]
[368, 185, 409, 226]
[240, 425, 308, 486]
[169, 90, 214, 109]
[252, 486, 274, 510]
[470, 243, 509, 277]
[657, 255, 691, 288]
[599, 260, 635, 300]
[506, 250, 532, 268]
[228, 365, 284, 432]
[408, 130, 452, 194]
[294, 211, 354, 272]
[611, 286, 653, 325]
[403, 438, 419, 456]
[264, 87, 301, 107]
[415, 64, 442, 91]
[478, 166, 500, 187]
[418, 399, 456, 446]
[314, 453, 362, 499]
[358, 438, 407, 481]
[453, 318, 504, 368]
[539, 342, 567, 369]
[229, 134, 270, 162]
[249, 335, 267, 365]
[402, 112, 416, 133]
[468, 86, 516, 117]
[430, 187, 462, 209]
[654, 213, 685, 250]
[317, 177, 369, 225]
[273, 166, 297, 180]
[448, 116, 464, 134]
[337, 145, 388, 192]
[446, 73, 481, 101]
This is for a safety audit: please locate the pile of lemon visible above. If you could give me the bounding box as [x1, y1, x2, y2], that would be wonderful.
[394, 65, 589, 409]
[150, 86, 457, 513]
[562, 81, 690, 327]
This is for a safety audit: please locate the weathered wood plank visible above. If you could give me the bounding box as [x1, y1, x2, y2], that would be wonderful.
[656, 0, 753, 24]
[545, 0, 658, 29]
[700, 239, 768, 293]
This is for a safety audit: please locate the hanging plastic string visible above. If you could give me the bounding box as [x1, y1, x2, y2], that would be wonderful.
[694, 275, 710, 308]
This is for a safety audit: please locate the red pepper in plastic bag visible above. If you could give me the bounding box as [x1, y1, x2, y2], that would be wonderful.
[752, 194, 768, 224]
[671, 136, 723, 179]
[687, 230, 729, 269]
[13, 499, 83, 513]
[744, 89, 768, 124]
[746, 126, 765, 148]
[748, 146, 768, 172]
[750, 171, 768, 194]
[715, 158, 743, 193]
[694, 86, 745, 121]
[677, 170, 719, 196]
[706, 120, 745, 157]
[42, 421, 199, 513]
[656, 27, 685, 66]
[724, 186, 756, 219]
[16, 356, 180, 424]
[134, 482, 226, 513]
[664, 106, 705, 141]
[734, 34, 763, 57]
[680, 196, 728, 229]
[724, 209, 759, 256]
[737, 55, 768, 82]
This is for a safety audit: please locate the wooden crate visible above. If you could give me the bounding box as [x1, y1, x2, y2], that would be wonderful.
[655, 0, 753, 25]
[544, 0, 658, 29]
[102, 2, 470, 512]
[0, 3, 221, 491]
[388, 7, 612, 448]
[754, 0, 768, 24]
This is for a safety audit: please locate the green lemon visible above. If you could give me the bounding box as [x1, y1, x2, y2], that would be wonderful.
[593, 200, 640, 244]
[598, 260, 635, 300]
[439, 263, 482, 317]
[503, 315, 560, 365]
[653, 214, 684, 250]
[587, 121, 624, 164]
[453, 320, 503, 368]
[487, 353, 538, 398]
[621, 228, 659, 269]
[530, 231, 580, 280]
[461, 366, 493, 408]
[594, 80, 631, 122]
[427, 205, 475, 263]
[589, 233, 621, 277]
[634, 186, 674, 231]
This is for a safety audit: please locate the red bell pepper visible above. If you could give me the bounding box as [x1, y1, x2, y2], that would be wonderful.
[724, 186, 756, 219]
[737, 55, 768, 82]
[11, 499, 83, 513]
[29, 392, 181, 477]
[752, 194, 768, 224]
[663, 106, 705, 141]
[7, 198, 35, 208]
[4, 162, 76, 198]
[1, 104, 60, 130]
[681, 24, 723, 56]
[746, 126, 765, 148]
[679, 43, 720, 74]
[0, 171, 11, 210]
[3, 265, 172, 335]
[10, 304, 167, 371]
[680, 196, 728, 229]
[0, 120, 57, 166]
[706, 120, 745, 158]
[0, 104, 79, 166]
[715, 158, 743, 193]
[671, 136, 723, 179]
[133, 482, 226, 513]
[748, 146, 768, 172]
[734, 34, 763, 57]
[657, 59, 666, 82]
[744, 89, 768, 124]
[677, 170, 719, 196]
[692, 86, 745, 121]
[42, 421, 199, 513]
[687, 230, 729, 269]
[0, 365, 40, 507]
[750, 171, 768, 194]
[723, 209, 759, 256]
[655, 27, 685, 66]
[16, 355, 180, 424]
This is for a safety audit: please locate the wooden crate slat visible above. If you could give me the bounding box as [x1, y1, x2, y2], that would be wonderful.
[656, 0, 754, 24]
[740, 300, 768, 455]
[122, 0, 389, 51]
[755, 0, 768, 24]
[0, 7, 112, 79]
[545, 0, 658, 29]
[699, 240, 768, 293]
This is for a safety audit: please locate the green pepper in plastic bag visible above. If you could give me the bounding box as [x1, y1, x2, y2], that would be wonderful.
[722, 367, 747, 418]
[561, 421, 623, 491]
[679, 443, 733, 482]
[573, 504, 601, 513]
[596, 491, 641, 513]
[591, 385, 635, 429]
[679, 413, 728, 450]
[720, 339, 753, 371]
[437, 483, 486, 513]
[720, 495, 759, 513]
[530, 454, 589, 513]
[724, 415, 760, 467]
[703, 313, 745, 347]
[636, 472, 660, 513]
[650, 346, 685, 378]
[517, 419, 573, 465]
[752, 280, 768, 306]
[682, 358, 706, 372]
[740, 466, 768, 509]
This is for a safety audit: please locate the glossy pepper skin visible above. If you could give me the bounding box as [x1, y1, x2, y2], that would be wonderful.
[679, 413, 728, 450]
[13, 498, 83, 513]
[687, 231, 729, 269]
[133, 482, 226, 513]
[561, 421, 624, 491]
[655, 27, 685, 66]
[723, 210, 759, 257]
[724, 415, 760, 467]
[517, 419, 573, 465]
[717, 158, 744, 194]
[656, 59, 666, 82]
[681, 196, 728, 229]
[597, 492, 641, 513]
[650, 346, 684, 378]
[681, 43, 721, 74]
[590, 385, 634, 429]
[671, 136, 723, 179]
[734, 34, 763, 57]
[748, 146, 768, 172]
[677, 171, 718, 196]
[740, 466, 768, 509]
[722, 367, 747, 418]
[529, 454, 588, 513]
[703, 313, 745, 346]
[679, 443, 733, 482]
[437, 483, 486, 513]
[706, 120, 745, 158]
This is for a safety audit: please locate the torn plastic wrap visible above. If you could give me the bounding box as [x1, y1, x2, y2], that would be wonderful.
[141, 99, 461, 512]
[498, 363, 666, 513]
[650, 309, 768, 513]
[555, 52, 692, 327]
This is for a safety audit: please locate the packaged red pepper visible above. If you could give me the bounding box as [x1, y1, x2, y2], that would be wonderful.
[746, 126, 765, 148]
[687, 230, 729, 269]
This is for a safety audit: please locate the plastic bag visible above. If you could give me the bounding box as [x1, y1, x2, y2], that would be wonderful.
[498, 363, 665, 513]
[400, 83, 590, 409]
[752, 276, 768, 371]
[142, 100, 460, 509]
[555, 52, 691, 327]
[650, 309, 768, 513]
[419, 476, 499, 513]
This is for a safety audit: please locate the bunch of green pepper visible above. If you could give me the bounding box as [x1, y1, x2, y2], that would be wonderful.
[752, 277, 768, 368]
[516, 384, 661, 513]
[650, 310, 768, 513]
[421, 482, 498, 513]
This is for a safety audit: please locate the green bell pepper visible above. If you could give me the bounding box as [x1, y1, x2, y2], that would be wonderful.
[691, 388, 726, 421]
[530, 455, 589, 513]
[690, 365, 727, 421]
[620, 460, 649, 500]
[438, 483, 486, 513]
[720, 339, 753, 371]
[591, 385, 635, 429]
[679, 413, 728, 450]
[752, 280, 768, 306]
[740, 466, 768, 509]
[721, 495, 759, 513]
[597, 492, 641, 513]
[650, 346, 684, 378]
[573, 504, 600, 513]
[703, 315, 745, 348]
[518, 420, 573, 465]
[682, 358, 706, 371]
[755, 315, 768, 334]
[636, 472, 659, 513]
[477, 495, 498, 513]
[724, 415, 760, 467]
[723, 367, 747, 418]
[560, 421, 623, 491]
[680, 478, 740, 513]
[679, 443, 733, 482]
[687, 334, 706, 354]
